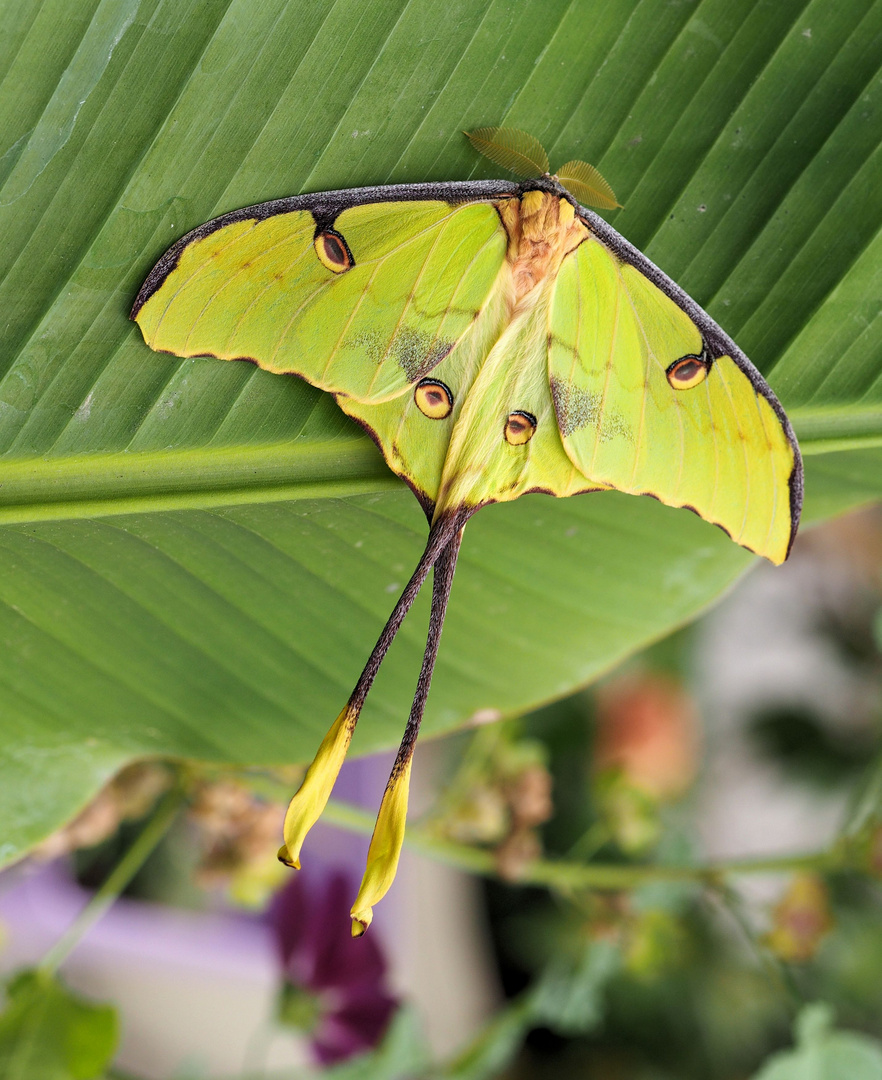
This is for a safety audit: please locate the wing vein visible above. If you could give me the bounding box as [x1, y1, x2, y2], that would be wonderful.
[588, 263, 622, 474]
[184, 226, 315, 354]
[753, 386, 780, 556]
[702, 374, 721, 524]
[716, 361, 752, 543]
[151, 221, 261, 339]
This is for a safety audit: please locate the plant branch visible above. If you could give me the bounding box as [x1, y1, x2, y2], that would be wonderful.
[321, 798, 841, 891]
[38, 784, 185, 978]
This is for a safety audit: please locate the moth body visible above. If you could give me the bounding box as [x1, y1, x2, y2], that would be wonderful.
[498, 188, 588, 309]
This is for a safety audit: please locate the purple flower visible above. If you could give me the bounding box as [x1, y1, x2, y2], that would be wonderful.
[268, 871, 399, 1064]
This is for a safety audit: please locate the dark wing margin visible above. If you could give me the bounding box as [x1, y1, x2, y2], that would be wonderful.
[130, 179, 519, 319]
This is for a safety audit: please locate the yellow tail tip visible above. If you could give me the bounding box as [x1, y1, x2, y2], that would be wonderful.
[350, 909, 372, 937]
[277, 845, 300, 869]
[280, 705, 358, 868]
[348, 758, 413, 933]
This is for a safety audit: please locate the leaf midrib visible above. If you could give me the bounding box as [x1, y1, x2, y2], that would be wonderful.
[0, 404, 875, 524]
[788, 404, 882, 454]
[0, 436, 395, 523]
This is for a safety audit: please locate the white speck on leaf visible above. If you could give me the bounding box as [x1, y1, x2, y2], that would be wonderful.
[74, 391, 94, 422]
[470, 708, 502, 726]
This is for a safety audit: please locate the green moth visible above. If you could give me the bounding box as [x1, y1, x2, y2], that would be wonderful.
[132, 127, 803, 934]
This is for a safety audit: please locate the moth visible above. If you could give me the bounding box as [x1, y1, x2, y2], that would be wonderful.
[132, 128, 803, 934]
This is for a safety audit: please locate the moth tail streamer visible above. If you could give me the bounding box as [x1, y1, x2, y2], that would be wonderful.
[278, 510, 470, 873]
[350, 523, 466, 936]
[278, 701, 357, 869]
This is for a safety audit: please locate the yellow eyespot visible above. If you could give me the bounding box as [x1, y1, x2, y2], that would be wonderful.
[504, 410, 537, 445]
[414, 378, 453, 419]
[314, 230, 353, 273]
[666, 355, 709, 390]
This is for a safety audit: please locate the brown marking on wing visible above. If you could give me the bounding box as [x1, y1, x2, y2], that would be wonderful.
[343, 326, 454, 382]
[550, 375, 600, 437]
[392, 328, 454, 381]
[524, 485, 610, 498]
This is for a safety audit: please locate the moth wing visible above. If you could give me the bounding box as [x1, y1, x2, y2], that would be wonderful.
[134, 198, 507, 405]
[548, 234, 800, 564]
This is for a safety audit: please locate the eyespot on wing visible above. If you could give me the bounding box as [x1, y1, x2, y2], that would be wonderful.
[666, 355, 710, 390]
[414, 378, 454, 419]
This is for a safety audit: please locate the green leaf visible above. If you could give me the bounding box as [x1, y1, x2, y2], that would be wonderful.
[0, 0, 880, 860]
[440, 996, 533, 1080]
[529, 939, 620, 1037]
[440, 941, 620, 1079]
[752, 1004, 882, 1080]
[0, 970, 118, 1080]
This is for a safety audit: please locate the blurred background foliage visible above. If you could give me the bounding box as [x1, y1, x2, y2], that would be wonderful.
[0, 0, 881, 1076]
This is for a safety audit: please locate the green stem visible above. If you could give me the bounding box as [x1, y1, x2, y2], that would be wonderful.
[710, 882, 804, 1011]
[565, 821, 612, 862]
[321, 798, 838, 890]
[38, 785, 184, 978]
